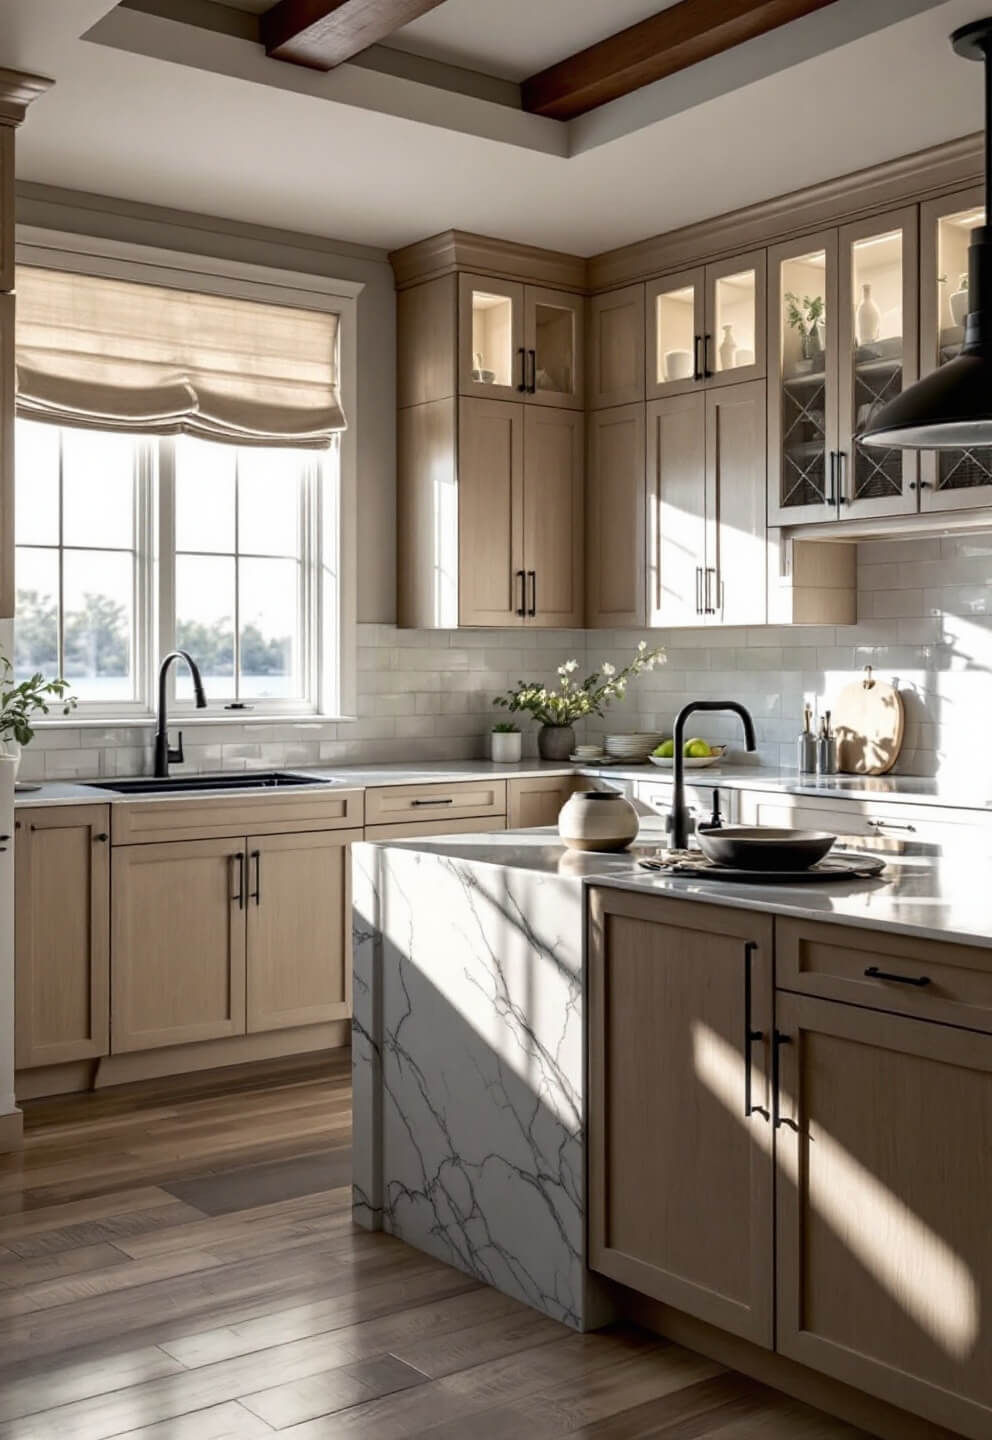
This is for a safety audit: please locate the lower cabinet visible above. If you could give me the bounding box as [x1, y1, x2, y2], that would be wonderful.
[15, 805, 110, 1068]
[775, 992, 992, 1440]
[506, 773, 579, 828]
[587, 889, 775, 1347]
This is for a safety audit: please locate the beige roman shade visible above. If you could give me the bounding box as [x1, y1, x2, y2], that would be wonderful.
[14, 265, 345, 447]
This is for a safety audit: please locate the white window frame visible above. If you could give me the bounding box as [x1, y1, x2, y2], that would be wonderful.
[14, 225, 361, 723]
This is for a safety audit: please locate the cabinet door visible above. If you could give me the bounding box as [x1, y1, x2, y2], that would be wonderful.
[246, 829, 359, 1033]
[111, 838, 246, 1052]
[646, 268, 705, 399]
[588, 889, 774, 1347]
[587, 284, 645, 409]
[775, 993, 992, 1440]
[506, 775, 578, 829]
[838, 207, 918, 518]
[919, 187, 992, 511]
[14, 805, 110, 1068]
[458, 397, 524, 627]
[585, 403, 645, 629]
[458, 274, 524, 401]
[0, 291, 13, 619]
[646, 392, 706, 628]
[705, 380, 767, 626]
[524, 286, 583, 409]
[768, 230, 840, 526]
[704, 251, 766, 388]
[522, 406, 583, 627]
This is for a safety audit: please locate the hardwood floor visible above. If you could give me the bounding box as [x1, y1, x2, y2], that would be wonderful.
[0, 1054, 873, 1438]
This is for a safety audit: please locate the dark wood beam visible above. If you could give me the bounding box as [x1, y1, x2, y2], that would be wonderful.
[262, 0, 448, 71]
[522, 0, 840, 120]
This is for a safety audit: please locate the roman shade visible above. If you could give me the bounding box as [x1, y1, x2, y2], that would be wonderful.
[14, 266, 345, 447]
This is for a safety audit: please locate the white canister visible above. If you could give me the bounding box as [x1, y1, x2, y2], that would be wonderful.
[664, 349, 693, 381]
[490, 730, 522, 763]
[558, 790, 639, 853]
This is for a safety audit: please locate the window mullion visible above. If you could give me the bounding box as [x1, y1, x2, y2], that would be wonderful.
[157, 437, 177, 707]
[56, 430, 65, 678]
[233, 451, 240, 703]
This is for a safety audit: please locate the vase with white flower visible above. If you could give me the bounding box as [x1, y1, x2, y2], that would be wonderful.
[494, 642, 666, 761]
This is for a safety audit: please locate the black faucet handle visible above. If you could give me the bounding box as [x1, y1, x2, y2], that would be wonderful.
[169, 731, 184, 766]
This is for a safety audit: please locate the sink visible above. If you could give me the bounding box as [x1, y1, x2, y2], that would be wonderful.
[90, 771, 336, 796]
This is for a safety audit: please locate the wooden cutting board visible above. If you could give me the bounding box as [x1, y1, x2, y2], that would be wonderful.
[832, 670, 905, 775]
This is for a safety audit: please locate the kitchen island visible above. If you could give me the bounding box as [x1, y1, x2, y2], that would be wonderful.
[353, 821, 992, 1440]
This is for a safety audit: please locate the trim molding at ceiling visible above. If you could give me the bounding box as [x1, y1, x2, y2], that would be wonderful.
[0, 67, 53, 126]
[389, 229, 587, 292]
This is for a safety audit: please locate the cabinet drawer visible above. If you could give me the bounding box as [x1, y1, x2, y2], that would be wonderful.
[738, 791, 992, 853]
[111, 787, 365, 845]
[364, 815, 505, 841]
[363, 780, 506, 827]
[777, 917, 992, 1034]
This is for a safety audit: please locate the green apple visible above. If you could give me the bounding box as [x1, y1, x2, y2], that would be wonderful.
[684, 738, 712, 758]
[653, 738, 675, 758]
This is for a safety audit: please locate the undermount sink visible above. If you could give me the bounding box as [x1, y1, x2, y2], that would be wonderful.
[90, 771, 335, 796]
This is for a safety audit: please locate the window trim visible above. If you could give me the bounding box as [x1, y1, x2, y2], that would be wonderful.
[14, 225, 361, 721]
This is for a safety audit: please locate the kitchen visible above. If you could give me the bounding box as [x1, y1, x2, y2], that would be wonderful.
[3, 1, 992, 1437]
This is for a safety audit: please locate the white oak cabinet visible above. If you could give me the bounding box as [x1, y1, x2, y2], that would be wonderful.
[458, 274, 584, 410]
[585, 403, 646, 628]
[646, 251, 766, 400]
[588, 889, 775, 1348]
[15, 805, 110, 1068]
[587, 284, 645, 409]
[506, 774, 580, 829]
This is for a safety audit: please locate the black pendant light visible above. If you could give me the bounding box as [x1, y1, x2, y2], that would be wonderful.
[861, 18, 992, 450]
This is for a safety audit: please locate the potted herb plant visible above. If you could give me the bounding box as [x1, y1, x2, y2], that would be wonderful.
[489, 721, 522, 764]
[494, 642, 665, 760]
[0, 657, 77, 779]
[785, 291, 825, 366]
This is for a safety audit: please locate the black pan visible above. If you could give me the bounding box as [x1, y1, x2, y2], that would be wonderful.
[696, 826, 836, 871]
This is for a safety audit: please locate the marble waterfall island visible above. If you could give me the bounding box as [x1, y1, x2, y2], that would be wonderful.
[351, 829, 668, 1329]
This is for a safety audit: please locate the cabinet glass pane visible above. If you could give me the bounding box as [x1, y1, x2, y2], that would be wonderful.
[935, 204, 992, 492]
[533, 301, 575, 397]
[713, 269, 756, 373]
[850, 228, 904, 501]
[471, 290, 514, 388]
[655, 285, 696, 384]
[779, 250, 828, 509]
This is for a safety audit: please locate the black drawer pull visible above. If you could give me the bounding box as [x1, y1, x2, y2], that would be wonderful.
[867, 819, 916, 833]
[864, 965, 930, 987]
[411, 797, 453, 806]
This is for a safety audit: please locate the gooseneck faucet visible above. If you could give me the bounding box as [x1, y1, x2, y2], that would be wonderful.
[670, 701, 757, 849]
[154, 651, 208, 777]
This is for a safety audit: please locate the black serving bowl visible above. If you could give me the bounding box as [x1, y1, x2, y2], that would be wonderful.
[696, 826, 837, 872]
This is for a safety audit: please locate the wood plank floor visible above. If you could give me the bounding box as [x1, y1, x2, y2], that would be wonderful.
[0, 1054, 873, 1439]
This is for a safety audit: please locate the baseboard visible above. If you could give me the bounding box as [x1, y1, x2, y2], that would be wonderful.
[0, 1107, 23, 1153]
[616, 1285, 964, 1440]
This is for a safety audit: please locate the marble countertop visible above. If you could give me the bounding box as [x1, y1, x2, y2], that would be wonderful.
[358, 819, 992, 949]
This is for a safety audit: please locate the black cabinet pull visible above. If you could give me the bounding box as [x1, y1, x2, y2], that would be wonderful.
[772, 1031, 792, 1129]
[527, 348, 537, 394]
[515, 568, 526, 617]
[695, 566, 703, 615]
[0, 833, 9, 843]
[231, 851, 245, 910]
[692, 335, 702, 382]
[704, 567, 717, 615]
[95, 832, 108, 843]
[867, 818, 916, 833]
[837, 450, 848, 504]
[527, 570, 537, 617]
[411, 797, 453, 806]
[250, 849, 261, 906]
[864, 965, 931, 987]
[702, 332, 713, 379]
[743, 941, 765, 1120]
[516, 347, 527, 392]
[827, 451, 837, 506]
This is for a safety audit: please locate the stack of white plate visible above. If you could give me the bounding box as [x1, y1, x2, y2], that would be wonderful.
[603, 732, 661, 763]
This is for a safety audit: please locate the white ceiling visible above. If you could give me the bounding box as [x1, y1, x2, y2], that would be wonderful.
[4, 0, 990, 256]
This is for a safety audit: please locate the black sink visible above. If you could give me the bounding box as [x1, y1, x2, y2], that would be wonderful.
[91, 771, 335, 796]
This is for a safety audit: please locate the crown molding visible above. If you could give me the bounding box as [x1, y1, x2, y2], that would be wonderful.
[0, 68, 53, 126]
[588, 132, 985, 292]
[390, 228, 588, 292]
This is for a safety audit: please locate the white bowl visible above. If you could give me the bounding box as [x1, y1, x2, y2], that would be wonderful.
[649, 745, 726, 770]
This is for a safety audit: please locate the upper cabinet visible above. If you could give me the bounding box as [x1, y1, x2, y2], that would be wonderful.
[919, 186, 992, 512]
[646, 251, 766, 399]
[587, 284, 645, 409]
[768, 209, 919, 527]
[458, 274, 583, 409]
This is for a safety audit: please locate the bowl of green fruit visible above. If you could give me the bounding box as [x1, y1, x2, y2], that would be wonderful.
[649, 738, 726, 769]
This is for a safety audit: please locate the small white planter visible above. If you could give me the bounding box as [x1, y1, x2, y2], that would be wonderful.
[490, 731, 522, 764]
[0, 740, 21, 781]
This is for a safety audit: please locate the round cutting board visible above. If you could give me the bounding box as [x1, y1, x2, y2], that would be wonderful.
[832, 675, 904, 775]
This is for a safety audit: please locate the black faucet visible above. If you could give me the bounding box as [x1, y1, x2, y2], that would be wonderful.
[154, 651, 208, 777]
[670, 701, 757, 849]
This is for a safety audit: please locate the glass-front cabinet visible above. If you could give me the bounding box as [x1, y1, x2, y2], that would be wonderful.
[646, 251, 765, 398]
[458, 274, 583, 408]
[919, 186, 992, 511]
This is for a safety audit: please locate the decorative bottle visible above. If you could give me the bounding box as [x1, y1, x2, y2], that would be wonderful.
[718, 324, 737, 371]
[857, 284, 881, 345]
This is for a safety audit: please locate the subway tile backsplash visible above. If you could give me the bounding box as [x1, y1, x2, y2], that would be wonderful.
[18, 534, 992, 790]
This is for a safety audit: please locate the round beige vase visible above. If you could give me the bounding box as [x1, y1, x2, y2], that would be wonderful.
[558, 790, 639, 853]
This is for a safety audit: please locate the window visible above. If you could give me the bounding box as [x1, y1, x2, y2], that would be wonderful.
[14, 420, 341, 719]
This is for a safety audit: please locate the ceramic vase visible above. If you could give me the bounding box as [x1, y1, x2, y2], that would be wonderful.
[0, 739, 21, 781]
[857, 284, 881, 344]
[490, 730, 522, 764]
[949, 275, 969, 328]
[558, 790, 639, 853]
[718, 324, 737, 370]
[538, 724, 575, 761]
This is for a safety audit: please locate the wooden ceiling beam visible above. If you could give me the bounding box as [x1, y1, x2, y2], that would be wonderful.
[522, 0, 840, 121]
[262, 0, 448, 71]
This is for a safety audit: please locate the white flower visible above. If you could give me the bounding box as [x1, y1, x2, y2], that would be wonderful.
[638, 640, 647, 651]
[601, 661, 616, 677]
[564, 659, 578, 673]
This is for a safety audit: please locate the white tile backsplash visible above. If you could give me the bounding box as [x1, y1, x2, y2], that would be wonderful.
[16, 533, 992, 789]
